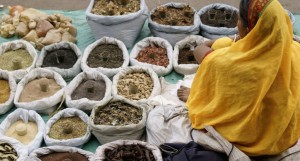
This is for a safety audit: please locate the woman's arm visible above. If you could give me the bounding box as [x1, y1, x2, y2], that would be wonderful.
[193, 40, 214, 63]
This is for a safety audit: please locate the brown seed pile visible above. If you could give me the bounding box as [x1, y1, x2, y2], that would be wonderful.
[87, 44, 124, 69]
[0, 79, 10, 103]
[92, 0, 140, 16]
[136, 46, 169, 67]
[178, 47, 198, 64]
[151, 6, 194, 26]
[104, 144, 155, 161]
[0, 142, 18, 161]
[94, 101, 142, 126]
[117, 72, 153, 100]
[0, 49, 33, 71]
[200, 8, 238, 28]
[39, 152, 89, 161]
[49, 116, 88, 140]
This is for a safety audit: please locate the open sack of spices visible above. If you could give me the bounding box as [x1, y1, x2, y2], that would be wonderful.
[28, 146, 94, 161]
[44, 108, 91, 147]
[173, 35, 209, 75]
[112, 66, 161, 105]
[85, 0, 148, 48]
[0, 108, 45, 153]
[0, 40, 37, 81]
[146, 105, 193, 147]
[198, 3, 238, 39]
[14, 68, 66, 114]
[0, 71, 17, 115]
[148, 2, 200, 46]
[130, 37, 173, 76]
[36, 42, 82, 82]
[65, 71, 112, 111]
[90, 97, 147, 144]
[0, 136, 28, 161]
[94, 140, 163, 161]
[81, 36, 129, 78]
[0, 7, 77, 50]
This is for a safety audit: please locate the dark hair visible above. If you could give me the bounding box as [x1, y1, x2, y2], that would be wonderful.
[239, 0, 251, 27]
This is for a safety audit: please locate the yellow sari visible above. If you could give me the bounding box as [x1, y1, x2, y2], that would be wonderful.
[187, 0, 300, 156]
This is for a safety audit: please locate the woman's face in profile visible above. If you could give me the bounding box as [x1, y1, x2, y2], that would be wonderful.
[237, 12, 249, 39]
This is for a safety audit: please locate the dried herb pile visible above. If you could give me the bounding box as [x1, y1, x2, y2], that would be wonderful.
[0, 142, 18, 161]
[87, 44, 124, 69]
[39, 152, 89, 161]
[0, 49, 33, 71]
[117, 72, 153, 100]
[136, 46, 169, 67]
[104, 144, 155, 161]
[94, 101, 142, 126]
[178, 47, 198, 64]
[200, 8, 238, 28]
[92, 0, 140, 16]
[0, 79, 10, 103]
[151, 5, 194, 26]
[49, 116, 87, 140]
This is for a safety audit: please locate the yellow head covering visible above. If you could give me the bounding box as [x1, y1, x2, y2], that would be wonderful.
[187, 0, 300, 156]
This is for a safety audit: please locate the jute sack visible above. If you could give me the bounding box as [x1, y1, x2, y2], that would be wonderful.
[85, 0, 148, 48]
[81, 36, 129, 78]
[0, 108, 45, 153]
[94, 140, 163, 161]
[0, 136, 28, 161]
[0, 40, 38, 81]
[65, 71, 112, 111]
[28, 146, 94, 161]
[130, 37, 173, 76]
[36, 42, 82, 82]
[14, 68, 66, 114]
[44, 108, 91, 147]
[148, 2, 201, 46]
[0, 71, 17, 115]
[90, 97, 146, 144]
[173, 35, 209, 75]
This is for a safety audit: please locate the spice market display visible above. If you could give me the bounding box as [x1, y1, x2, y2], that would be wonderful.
[0, 0, 299, 160]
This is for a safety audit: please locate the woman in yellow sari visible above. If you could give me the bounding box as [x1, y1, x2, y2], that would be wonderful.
[178, 0, 300, 157]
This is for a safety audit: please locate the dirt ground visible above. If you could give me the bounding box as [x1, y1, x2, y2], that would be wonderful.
[1, 0, 300, 13]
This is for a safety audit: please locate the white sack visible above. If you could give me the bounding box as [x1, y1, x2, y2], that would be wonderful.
[65, 71, 112, 111]
[85, 0, 148, 48]
[94, 140, 163, 161]
[28, 146, 94, 161]
[90, 97, 146, 144]
[201, 30, 235, 40]
[198, 3, 238, 35]
[148, 3, 200, 46]
[0, 136, 28, 161]
[44, 108, 91, 147]
[0, 71, 17, 115]
[0, 108, 45, 153]
[130, 37, 173, 76]
[36, 42, 82, 81]
[0, 40, 38, 81]
[173, 35, 209, 75]
[286, 9, 295, 25]
[14, 68, 66, 114]
[146, 105, 192, 146]
[81, 36, 129, 78]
